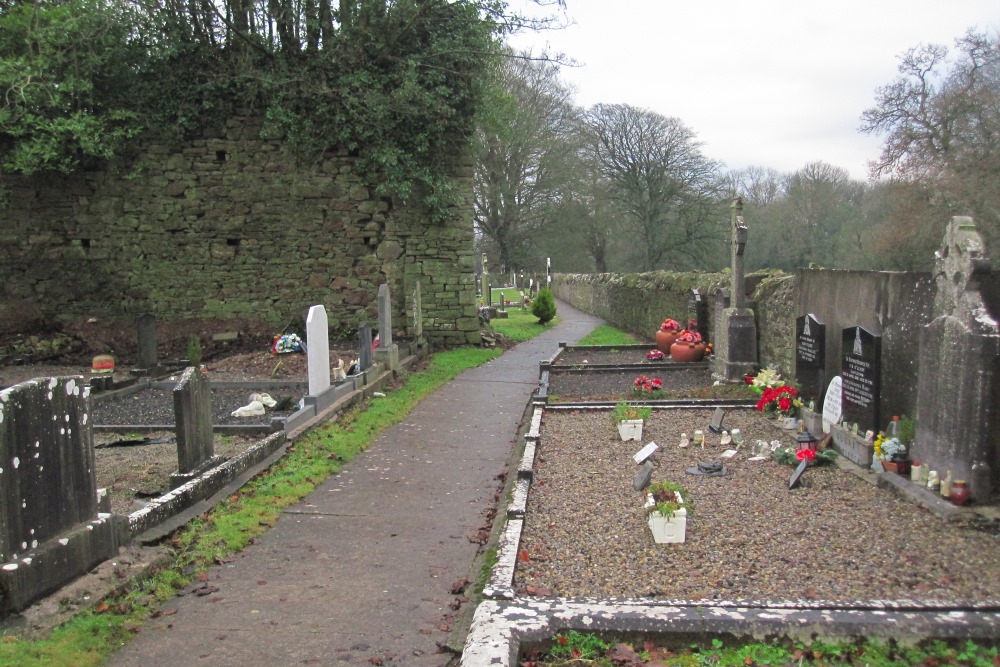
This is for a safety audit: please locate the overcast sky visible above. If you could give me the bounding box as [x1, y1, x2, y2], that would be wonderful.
[505, 0, 1000, 181]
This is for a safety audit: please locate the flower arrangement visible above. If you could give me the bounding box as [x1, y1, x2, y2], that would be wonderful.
[632, 375, 664, 396]
[646, 480, 689, 519]
[659, 318, 681, 332]
[875, 434, 908, 462]
[755, 385, 802, 417]
[646, 349, 665, 361]
[748, 368, 783, 393]
[773, 446, 838, 466]
[675, 329, 702, 344]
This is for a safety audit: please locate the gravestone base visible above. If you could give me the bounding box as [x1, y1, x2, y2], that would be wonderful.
[0, 513, 127, 614]
[374, 344, 399, 371]
[713, 308, 758, 382]
[169, 455, 226, 490]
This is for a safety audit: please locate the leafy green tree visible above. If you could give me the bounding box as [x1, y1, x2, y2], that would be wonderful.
[861, 28, 1000, 261]
[530, 286, 556, 323]
[580, 103, 724, 271]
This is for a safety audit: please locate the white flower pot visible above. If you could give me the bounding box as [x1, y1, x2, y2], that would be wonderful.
[645, 492, 687, 544]
[617, 419, 643, 441]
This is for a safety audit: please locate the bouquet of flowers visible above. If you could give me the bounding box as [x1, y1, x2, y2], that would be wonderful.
[675, 329, 702, 344]
[646, 349, 665, 361]
[875, 434, 908, 462]
[773, 446, 838, 466]
[633, 375, 664, 396]
[747, 368, 783, 393]
[755, 384, 801, 417]
[659, 318, 681, 332]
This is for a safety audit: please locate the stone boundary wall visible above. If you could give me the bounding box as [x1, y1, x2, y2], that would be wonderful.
[0, 116, 479, 346]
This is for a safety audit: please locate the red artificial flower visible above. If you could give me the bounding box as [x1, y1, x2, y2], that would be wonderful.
[796, 449, 816, 463]
[646, 349, 665, 361]
[778, 397, 792, 412]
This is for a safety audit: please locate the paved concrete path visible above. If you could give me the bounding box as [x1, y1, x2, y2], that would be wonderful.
[107, 301, 602, 667]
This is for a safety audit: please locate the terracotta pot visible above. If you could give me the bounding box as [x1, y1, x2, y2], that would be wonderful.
[655, 329, 680, 352]
[669, 341, 704, 363]
[882, 459, 911, 476]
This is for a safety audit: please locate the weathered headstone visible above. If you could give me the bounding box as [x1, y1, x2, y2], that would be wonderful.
[795, 314, 826, 405]
[306, 305, 330, 397]
[171, 366, 221, 487]
[913, 216, 1000, 503]
[714, 198, 758, 381]
[411, 281, 423, 338]
[375, 284, 399, 370]
[482, 254, 491, 307]
[358, 321, 373, 371]
[136, 313, 157, 371]
[840, 325, 881, 433]
[0, 377, 124, 612]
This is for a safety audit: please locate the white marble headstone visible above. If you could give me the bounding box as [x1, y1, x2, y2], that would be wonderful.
[306, 305, 330, 397]
[822, 375, 843, 433]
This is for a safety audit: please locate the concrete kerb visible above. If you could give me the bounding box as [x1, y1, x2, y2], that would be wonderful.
[462, 386, 1000, 665]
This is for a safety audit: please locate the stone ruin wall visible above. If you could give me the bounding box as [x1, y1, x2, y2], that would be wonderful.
[0, 115, 480, 347]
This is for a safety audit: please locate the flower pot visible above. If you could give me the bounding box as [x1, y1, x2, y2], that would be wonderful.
[645, 492, 687, 544]
[655, 329, 679, 352]
[617, 419, 643, 442]
[669, 341, 704, 363]
[882, 459, 911, 476]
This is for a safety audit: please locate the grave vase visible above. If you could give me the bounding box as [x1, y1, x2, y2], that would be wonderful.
[644, 492, 687, 544]
[617, 419, 644, 442]
[655, 329, 680, 352]
[881, 459, 911, 476]
[669, 341, 704, 363]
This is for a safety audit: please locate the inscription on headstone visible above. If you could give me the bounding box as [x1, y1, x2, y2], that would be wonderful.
[795, 314, 826, 405]
[840, 326, 881, 433]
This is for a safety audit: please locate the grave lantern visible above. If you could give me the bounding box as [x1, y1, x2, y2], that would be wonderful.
[796, 431, 819, 453]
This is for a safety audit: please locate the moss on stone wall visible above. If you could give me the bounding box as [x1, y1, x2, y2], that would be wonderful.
[0, 117, 479, 346]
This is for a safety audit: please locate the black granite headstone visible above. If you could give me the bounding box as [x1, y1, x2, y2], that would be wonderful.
[795, 314, 826, 405]
[708, 408, 726, 434]
[841, 325, 881, 433]
[687, 288, 709, 335]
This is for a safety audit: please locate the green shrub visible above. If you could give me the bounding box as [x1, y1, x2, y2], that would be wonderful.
[530, 287, 557, 324]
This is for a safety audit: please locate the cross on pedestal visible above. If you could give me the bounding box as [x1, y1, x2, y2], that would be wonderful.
[713, 197, 758, 382]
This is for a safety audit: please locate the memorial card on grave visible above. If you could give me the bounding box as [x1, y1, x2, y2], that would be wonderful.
[788, 458, 808, 490]
[840, 326, 881, 433]
[795, 314, 826, 406]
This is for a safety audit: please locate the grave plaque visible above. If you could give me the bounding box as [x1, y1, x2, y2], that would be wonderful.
[633, 442, 658, 464]
[795, 314, 826, 405]
[788, 459, 808, 490]
[708, 408, 726, 434]
[841, 326, 881, 433]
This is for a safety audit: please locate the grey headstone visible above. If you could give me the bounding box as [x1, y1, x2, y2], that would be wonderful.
[173, 367, 215, 476]
[633, 460, 654, 491]
[688, 288, 709, 336]
[377, 284, 393, 348]
[840, 325, 881, 433]
[795, 314, 826, 405]
[713, 199, 758, 381]
[359, 322, 373, 371]
[412, 281, 423, 338]
[136, 314, 157, 369]
[913, 216, 1000, 504]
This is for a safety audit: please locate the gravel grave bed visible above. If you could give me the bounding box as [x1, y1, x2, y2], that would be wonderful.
[516, 408, 1000, 603]
[546, 366, 754, 402]
[92, 385, 303, 427]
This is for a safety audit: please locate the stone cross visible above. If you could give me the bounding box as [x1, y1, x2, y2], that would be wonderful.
[306, 305, 330, 397]
[731, 197, 748, 308]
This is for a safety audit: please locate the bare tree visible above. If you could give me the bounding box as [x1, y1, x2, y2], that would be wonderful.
[581, 103, 722, 271]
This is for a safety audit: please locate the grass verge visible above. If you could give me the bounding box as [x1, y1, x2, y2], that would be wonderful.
[576, 325, 642, 346]
[490, 306, 559, 342]
[0, 347, 503, 666]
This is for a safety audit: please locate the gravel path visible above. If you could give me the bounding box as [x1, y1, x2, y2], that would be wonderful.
[91, 385, 302, 427]
[516, 409, 1000, 603]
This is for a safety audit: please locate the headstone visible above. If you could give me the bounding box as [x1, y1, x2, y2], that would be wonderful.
[840, 325, 881, 433]
[708, 407, 726, 434]
[822, 376, 843, 433]
[172, 366, 221, 486]
[374, 284, 400, 370]
[714, 198, 758, 381]
[411, 281, 423, 338]
[633, 442, 658, 464]
[136, 313, 157, 370]
[306, 305, 330, 397]
[546, 257, 552, 286]
[358, 321, 373, 371]
[795, 314, 826, 405]
[687, 288, 709, 336]
[913, 216, 1000, 503]
[633, 460, 654, 491]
